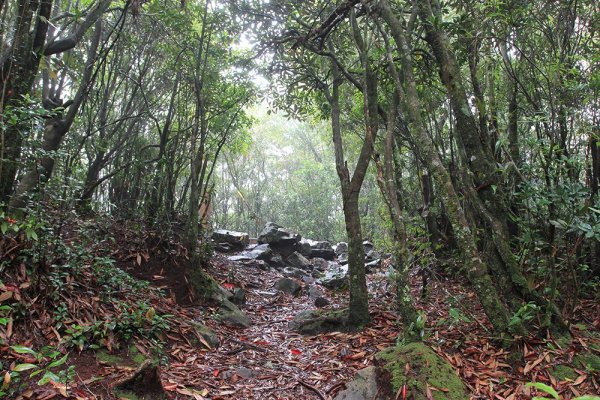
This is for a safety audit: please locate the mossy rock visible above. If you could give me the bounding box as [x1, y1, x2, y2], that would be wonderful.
[376, 342, 467, 400]
[190, 322, 220, 349]
[574, 352, 600, 373]
[289, 309, 350, 335]
[549, 364, 577, 381]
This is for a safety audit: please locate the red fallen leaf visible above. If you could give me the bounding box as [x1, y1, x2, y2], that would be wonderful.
[291, 349, 302, 355]
[254, 340, 270, 346]
[213, 369, 220, 377]
[163, 384, 178, 391]
[222, 283, 235, 289]
[239, 336, 248, 341]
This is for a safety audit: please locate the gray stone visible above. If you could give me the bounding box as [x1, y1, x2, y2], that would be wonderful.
[258, 222, 301, 246]
[311, 257, 329, 272]
[314, 297, 330, 308]
[234, 367, 255, 379]
[299, 239, 336, 260]
[338, 253, 348, 265]
[333, 366, 378, 400]
[212, 229, 249, 249]
[286, 251, 312, 270]
[363, 240, 374, 253]
[232, 287, 246, 304]
[298, 239, 313, 257]
[274, 277, 302, 296]
[190, 322, 220, 349]
[228, 244, 274, 263]
[307, 284, 325, 299]
[365, 259, 381, 273]
[334, 242, 348, 255]
[218, 298, 251, 328]
[318, 264, 348, 289]
[282, 267, 307, 279]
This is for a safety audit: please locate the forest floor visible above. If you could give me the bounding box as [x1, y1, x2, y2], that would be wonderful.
[3, 221, 600, 399]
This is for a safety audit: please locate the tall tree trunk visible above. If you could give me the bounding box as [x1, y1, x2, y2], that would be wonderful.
[9, 18, 102, 210]
[376, 0, 518, 335]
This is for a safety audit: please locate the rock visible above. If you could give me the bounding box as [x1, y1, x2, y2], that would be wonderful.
[214, 242, 235, 252]
[363, 240, 374, 253]
[289, 309, 349, 334]
[366, 249, 382, 261]
[333, 366, 378, 400]
[232, 287, 246, 304]
[258, 222, 301, 246]
[365, 259, 381, 273]
[318, 264, 348, 289]
[314, 297, 330, 308]
[377, 342, 468, 400]
[247, 243, 274, 261]
[286, 251, 312, 270]
[298, 239, 313, 257]
[282, 267, 308, 279]
[299, 239, 336, 260]
[268, 254, 285, 269]
[311, 257, 329, 272]
[219, 299, 250, 328]
[235, 367, 255, 379]
[212, 229, 249, 250]
[307, 284, 325, 299]
[338, 252, 348, 265]
[190, 322, 220, 349]
[334, 242, 348, 255]
[274, 277, 302, 296]
[228, 244, 274, 263]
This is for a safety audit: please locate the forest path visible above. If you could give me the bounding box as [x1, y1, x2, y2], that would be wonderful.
[156, 253, 399, 399]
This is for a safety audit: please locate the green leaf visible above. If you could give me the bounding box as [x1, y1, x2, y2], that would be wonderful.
[37, 370, 60, 385]
[574, 396, 600, 400]
[10, 345, 37, 355]
[47, 354, 68, 368]
[526, 382, 559, 399]
[13, 363, 38, 372]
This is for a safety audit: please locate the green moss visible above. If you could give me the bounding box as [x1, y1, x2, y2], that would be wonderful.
[574, 352, 600, 372]
[96, 350, 124, 365]
[129, 345, 146, 366]
[377, 342, 467, 400]
[549, 365, 577, 381]
[113, 390, 139, 400]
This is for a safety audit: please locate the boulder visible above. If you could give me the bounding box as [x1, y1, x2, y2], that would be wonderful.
[258, 222, 301, 246]
[363, 240, 374, 253]
[286, 251, 312, 270]
[307, 284, 325, 299]
[218, 299, 251, 328]
[190, 322, 220, 349]
[338, 252, 348, 265]
[365, 259, 381, 273]
[376, 342, 468, 400]
[333, 366, 378, 400]
[228, 244, 275, 266]
[274, 277, 302, 296]
[212, 229, 249, 249]
[282, 267, 308, 279]
[318, 264, 348, 289]
[232, 287, 246, 304]
[334, 242, 348, 255]
[298, 239, 336, 260]
[311, 257, 329, 272]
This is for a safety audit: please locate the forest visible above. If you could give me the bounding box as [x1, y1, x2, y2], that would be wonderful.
[0, 0, 599, 398]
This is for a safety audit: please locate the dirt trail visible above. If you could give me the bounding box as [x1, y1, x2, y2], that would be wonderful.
[157, 254, 399, 399]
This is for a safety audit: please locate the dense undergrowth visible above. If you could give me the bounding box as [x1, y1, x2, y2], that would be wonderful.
[0, 207, 177, 397]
